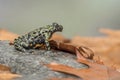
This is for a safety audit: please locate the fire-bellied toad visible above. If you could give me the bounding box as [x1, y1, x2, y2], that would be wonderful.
[14, 23, 63, 52]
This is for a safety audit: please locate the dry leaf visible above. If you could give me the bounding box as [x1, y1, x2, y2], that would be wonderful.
[100, 28, 120, 37]
[0, 72, 21, 80]
[0, 64, 11, 72]
[50, 33, 70, 43]
[0, 29, 18, 41]
[50, 77, 79, 80]
[47, 38, 120, 80]
[50, 40, 94, 59]
[71, 29, 120, 70]
[46, 59, 120, 80]
[0, 64, 21, 80]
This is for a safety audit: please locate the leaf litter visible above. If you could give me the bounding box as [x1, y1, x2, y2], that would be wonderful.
[0, 28, 120, 80]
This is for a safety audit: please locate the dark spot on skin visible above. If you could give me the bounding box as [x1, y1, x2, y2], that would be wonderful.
[18, 36, 21, 39]
[49, 31, 52, 33]
[39, 34, 41, 36]
[45, 31, 48, 33]
[28, 34, 31, 39]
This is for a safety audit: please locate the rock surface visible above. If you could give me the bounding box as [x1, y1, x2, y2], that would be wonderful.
[0, 41, 87, 80]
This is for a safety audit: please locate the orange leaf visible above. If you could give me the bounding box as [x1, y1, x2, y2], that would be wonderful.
[71, 29, 120, 70]
[46, 59, 120, 80]
[49, 40, 94, 60]
[50, 77, 79, 80]
[50, 33, 70, 43]
[0, 29, 19, 41]
[0, 64, 21, 80]
[0, 64, 11, 72]
[0, 72, 21, 80]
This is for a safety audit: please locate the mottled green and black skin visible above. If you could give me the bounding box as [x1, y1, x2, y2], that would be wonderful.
[14, 23, 63, 52]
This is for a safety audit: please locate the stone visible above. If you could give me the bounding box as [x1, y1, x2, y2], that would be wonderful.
[0, 41, 87, 80]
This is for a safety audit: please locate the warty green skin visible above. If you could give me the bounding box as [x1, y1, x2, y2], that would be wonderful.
[14, 23, 63, 52]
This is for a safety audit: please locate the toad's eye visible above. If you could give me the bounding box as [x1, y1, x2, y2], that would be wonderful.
[52, 23, 58, 27]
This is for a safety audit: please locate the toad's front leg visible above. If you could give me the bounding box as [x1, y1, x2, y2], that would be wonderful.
[45, 39, 50, 50]
[43, 32, 51, 50]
